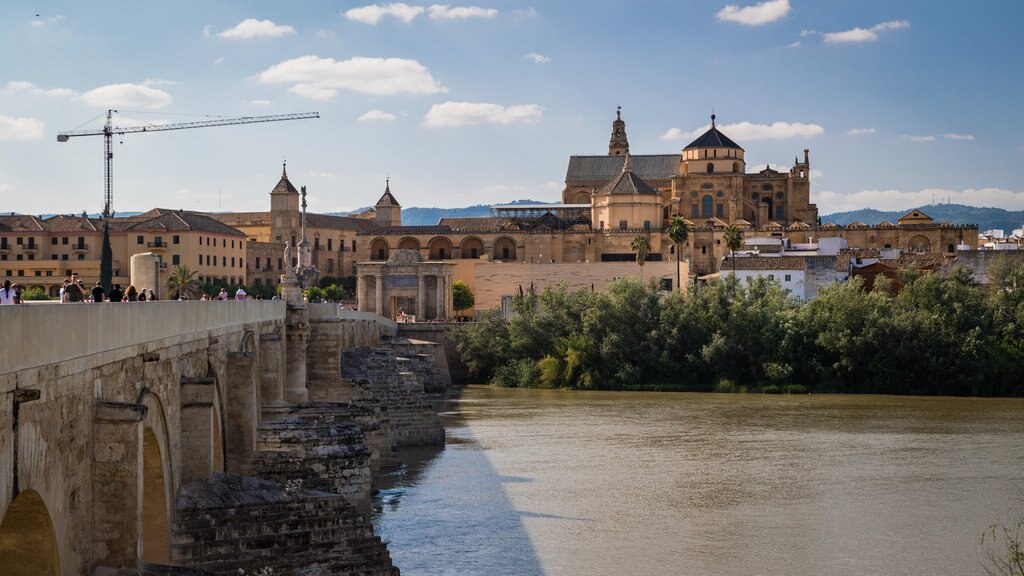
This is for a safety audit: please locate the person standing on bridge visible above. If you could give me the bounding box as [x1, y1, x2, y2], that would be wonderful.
[91, 282, 105, 303]
[65, 272, 86, 303]
[0, 280, 15, 305]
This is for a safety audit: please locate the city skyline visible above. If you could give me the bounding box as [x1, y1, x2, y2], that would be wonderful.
[1, 0, 1022, 216]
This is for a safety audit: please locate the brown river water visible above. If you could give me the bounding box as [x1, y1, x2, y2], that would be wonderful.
[373, 387, 1024, 576]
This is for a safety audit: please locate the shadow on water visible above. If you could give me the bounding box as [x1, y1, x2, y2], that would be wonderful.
[371, 388, 546, 576]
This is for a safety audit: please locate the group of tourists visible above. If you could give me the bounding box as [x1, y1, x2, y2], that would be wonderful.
[1, 273, 268, 304]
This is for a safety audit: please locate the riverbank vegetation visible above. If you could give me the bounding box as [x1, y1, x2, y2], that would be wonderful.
[454, 260, 1024, 396]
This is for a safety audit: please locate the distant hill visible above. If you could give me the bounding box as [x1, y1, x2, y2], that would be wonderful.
[326, 199, 553, 226]
[822, 204, 1024, 233]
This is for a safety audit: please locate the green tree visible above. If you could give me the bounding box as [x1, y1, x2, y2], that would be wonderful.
[723, 224, 744, 275]
[631, 234, 652, 282]
[666, 215, 689, 292]
[453, 280, 475, 314]
[21, 286, 51, 301]
[165, 265, 200, 299]
[100, 222, 113, 293]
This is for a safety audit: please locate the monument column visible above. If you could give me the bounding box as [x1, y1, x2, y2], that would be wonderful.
[375, 274, 383, 316]
[417, 271, 426, 320]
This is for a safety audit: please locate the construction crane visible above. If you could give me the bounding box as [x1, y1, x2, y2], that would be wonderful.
[57, 110, 319, 218]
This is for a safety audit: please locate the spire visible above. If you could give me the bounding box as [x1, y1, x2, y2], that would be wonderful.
[622, 150, 632, 173]
[282, 160, 288, 179]
[608, 106, 629, 156]
[711, 113, 716, 128]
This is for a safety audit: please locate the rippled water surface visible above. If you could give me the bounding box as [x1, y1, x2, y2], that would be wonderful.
[373, 387, 1024, 576]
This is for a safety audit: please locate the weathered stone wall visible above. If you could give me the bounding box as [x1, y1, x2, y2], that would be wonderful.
[340, 348, 445, 448]
[171, 474, 398, 576]
[396, 323, 465, 385]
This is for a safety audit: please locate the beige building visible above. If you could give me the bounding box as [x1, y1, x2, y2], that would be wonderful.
[0, 209, 247, 297]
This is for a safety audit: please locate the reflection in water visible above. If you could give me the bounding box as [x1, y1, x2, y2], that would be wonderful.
[372, 396, 544, 576]
[375, 388, 1024, 576]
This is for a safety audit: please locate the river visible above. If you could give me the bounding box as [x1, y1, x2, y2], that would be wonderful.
[372, 386, 1024, 576]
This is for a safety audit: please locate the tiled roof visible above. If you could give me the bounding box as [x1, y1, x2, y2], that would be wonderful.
[0, 215, 46, 232]
[210, 212, 271, 226]
[438, 217, 504, 229]
[376, 181, 400, 206]
[125, 210, 246, 236]
[366, 225, 455, 236]
[271, 174, 299, 196]
[305, 213, 380, 232]
[565, 154, 678, 182]
[724, 256, 810, 270]
[684, 123, 743, 150]
[596, 161, 659, 196]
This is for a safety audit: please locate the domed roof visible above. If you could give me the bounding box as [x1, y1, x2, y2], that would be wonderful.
[683, 114, 743, 151]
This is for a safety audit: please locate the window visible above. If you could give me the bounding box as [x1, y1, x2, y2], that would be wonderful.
[206, 255, 210, 265]
[77, 254, 84, 261]
[0, 255, 5, 261]
[784, 274, 791, 282]
[199, 254, 203, 266]
[51, 237, 57, 245]
[172, 255, 180, 265]
[17, 270, 23, 276]
[27, 254, 34, 261]
[0, 239, 6, 249]
[706, 163, 714, 174]
[291, 236, 295, 247]
[702, 195, 713, 218]
[314, 238, 320, 250]
[768, 274, 774, 281]
[231, 257, 235, 267]
[51, 255, 57, 260]
[691, 204, 698, 218]
[45, 271, 52, 277]
[265, 257, 271, 270]
[377, 248, 385, 260]
[327, 238, 332, 251]
[619, 220, 628, 231]
[439, 248, 446, 259]
[277, 258, 283, 270]
[701, 245, 707, 254]
[154, 236, 163, 246]
[231, 240, 235, 249]
[173, 235, 180, 245]
[62, 237, 68, 245]
[351, 240, 356, 252]
[35, 270, 41, 276]
[716, 204, 723, 218]
[16, 237, 22, 245]
[222, 239, 226, 248]
[138, 235, 144, 244]
[16, 254, 22, 261]
[222, 256, 226, 267]
[643, 221, 651, 231]
[775, 205, 784, 220]
[327, 258, 334, 272]
[62, 254, 68, 261]
[470, 247, 478, 258]
[255, 258, 261, 270]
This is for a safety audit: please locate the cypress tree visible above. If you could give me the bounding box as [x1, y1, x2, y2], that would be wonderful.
[100, 222, 113, 292]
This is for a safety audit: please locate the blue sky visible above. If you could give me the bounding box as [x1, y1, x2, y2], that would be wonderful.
[1, 0, 1022, 216]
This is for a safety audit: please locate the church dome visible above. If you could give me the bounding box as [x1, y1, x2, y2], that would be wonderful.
[683, 114, 743, 151]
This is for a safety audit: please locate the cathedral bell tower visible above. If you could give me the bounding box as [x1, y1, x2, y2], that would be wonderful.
[608, 106, 629, 156]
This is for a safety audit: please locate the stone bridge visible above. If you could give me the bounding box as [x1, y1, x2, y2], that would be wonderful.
[0, 301, 447, 576]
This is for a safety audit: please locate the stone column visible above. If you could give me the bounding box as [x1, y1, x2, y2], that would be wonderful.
[435, 274, 443, 320]
[259, 333, 285, 408]
[375, 274, 383, 316]
[224, 351, 257, 473]
[92, 400, 147, 568]
[179, 377, 216, 481]
[416, 271, 425, 320]
[284, 304, 310, 405]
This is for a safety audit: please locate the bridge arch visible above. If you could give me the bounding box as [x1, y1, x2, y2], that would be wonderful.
[0, 489, 61, 576]
[142, 392, 173, 565]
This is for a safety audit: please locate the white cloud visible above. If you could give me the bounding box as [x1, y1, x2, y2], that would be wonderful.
[202, 25, 211, 38]
[307, 171, 337, 180]
[246, 99, 272, 106]
[716, 0, 790, 26]
[259, 55, 446, 97]
[218, 18, 295, 39]
[908, 135, 934, 142]
[661, 120, 824, 141]
[511, 7, 538, 18]
[800, 29, 817, 37]
[213, 56, 226, 65]
[6, 81, 76, 98]
[525, 52, 550, 64]
[29, 15, 65, 28]
[809, 169, 823, 180]
[823, 19, 910, 44]
[358, 109, 399, 122]
[78, 83, 173, 109]
[424, 102, 543, 128]
[344, 3, 424, 24]
[428, 5, 499, 20]
[0, 115, 45, 140]
[944, 133, 975, 141]
[786, 41, 801, 48]
[845, 127, 876, 135]
[815, 187, 1024, 213]
[142, 78, 180, 87]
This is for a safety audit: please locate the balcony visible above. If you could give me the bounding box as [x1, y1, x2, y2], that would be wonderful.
[147, 241, 168, 249]
[0, 245, 10, 253]
[71, 244, 89, 253]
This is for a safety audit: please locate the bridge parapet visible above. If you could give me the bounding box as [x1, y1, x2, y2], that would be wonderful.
[1, 301, 286, 375]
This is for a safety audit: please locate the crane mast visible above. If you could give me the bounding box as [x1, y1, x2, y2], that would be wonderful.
[58, 110, 319, 218]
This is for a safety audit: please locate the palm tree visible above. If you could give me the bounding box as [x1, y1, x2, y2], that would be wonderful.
[723, 224, 744, 276]
[166, 264, 200, 299]
[631, 234, 651, 283]
[666, 215, 689, 292]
